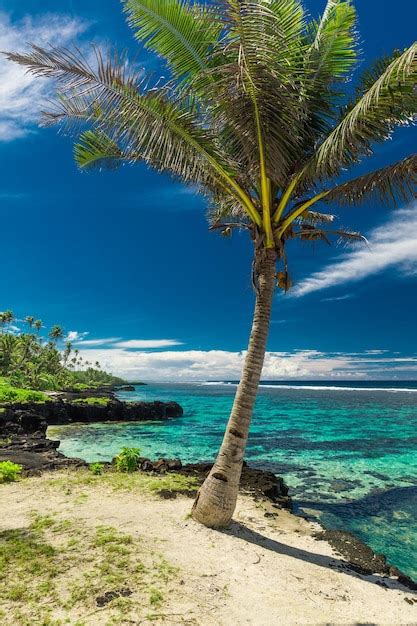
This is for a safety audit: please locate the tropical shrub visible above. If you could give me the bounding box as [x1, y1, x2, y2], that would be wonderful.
[0, 379, 47, 404]
[89, 462, 105, 475]
[0, 461, 23, 483]
[114, 448, 141, 473]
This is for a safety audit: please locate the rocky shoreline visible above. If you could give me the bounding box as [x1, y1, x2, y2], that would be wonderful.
[0, 396, 182, 470]
[1, 398, 416, 592]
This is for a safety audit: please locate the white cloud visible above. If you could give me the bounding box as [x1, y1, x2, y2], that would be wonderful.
[293, 204, 417, 297]
[66, 331, 89, 342]
[72, 347, 417, 382]
[113, 339, 184, 349]
[364, 349, 389, 355]
[74, 337, 122, 347]
[0, 11, 88, 141]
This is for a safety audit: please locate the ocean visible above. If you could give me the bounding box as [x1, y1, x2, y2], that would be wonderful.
[48, 381, 417, 579]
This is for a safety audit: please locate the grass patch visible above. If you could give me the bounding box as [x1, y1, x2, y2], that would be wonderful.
[0, 512, 178, 625]
[71, 397, 110, 406]
[47, 468, 199, 496]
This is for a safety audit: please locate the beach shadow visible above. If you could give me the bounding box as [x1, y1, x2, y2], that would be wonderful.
[220, 521, 416, 594]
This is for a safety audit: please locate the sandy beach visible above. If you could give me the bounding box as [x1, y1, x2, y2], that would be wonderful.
[1, 470, 416, 625]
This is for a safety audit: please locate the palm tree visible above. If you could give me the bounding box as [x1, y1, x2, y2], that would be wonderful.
[24, 316, 35, 331]
[48, 325, 64, 344]
[6, 0, 417, 527]
[62, 340, 72, 366]
[0, 310, 15, 334]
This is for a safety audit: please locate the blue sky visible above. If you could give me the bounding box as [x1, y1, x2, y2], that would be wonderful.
[1, 0, 417, 381]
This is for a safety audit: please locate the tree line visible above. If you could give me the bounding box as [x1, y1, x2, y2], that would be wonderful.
[0, 310, 122, 391]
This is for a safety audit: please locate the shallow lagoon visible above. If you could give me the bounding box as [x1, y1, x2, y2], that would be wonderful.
[49, 382, 417, 578]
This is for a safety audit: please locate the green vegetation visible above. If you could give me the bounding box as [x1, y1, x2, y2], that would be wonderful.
[0, 377, 47, 404]
[0, 512, 178, 625]
[0, 461, 23, 483]
[46, 468, 199, 497]
[0, 309, 123, 396]
[114, 447, 141, 473]
[7, 0, 417, 526]
[88, 462, 105, 475]
[72, 396, 110, 406]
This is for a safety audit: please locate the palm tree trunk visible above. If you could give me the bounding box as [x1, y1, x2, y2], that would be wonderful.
[192, 248, 276, 527]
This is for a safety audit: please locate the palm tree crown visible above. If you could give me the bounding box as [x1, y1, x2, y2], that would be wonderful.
[5, 0, 417, 275]
[48, 325, 64, 343]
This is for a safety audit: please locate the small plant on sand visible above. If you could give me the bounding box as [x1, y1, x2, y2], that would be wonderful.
[114, 447, 141, 473]
[89, 462, 104, 475]
[0, 461, 22, 483]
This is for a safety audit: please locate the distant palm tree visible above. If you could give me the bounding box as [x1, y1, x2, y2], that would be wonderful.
[0, 310, 15, 334]
[24, 316, 35, 331]
[49, 325, 64, 344]
[6, 0, 417, 527]
[34, 320, 42, 335]
[63, 340, 72, 366]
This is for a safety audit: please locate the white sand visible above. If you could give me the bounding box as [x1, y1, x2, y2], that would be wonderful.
[1, 472, 416, 625]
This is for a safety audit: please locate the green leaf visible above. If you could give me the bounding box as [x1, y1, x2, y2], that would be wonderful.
[306, 0, 358, 81]
[307, 43, 417, 181]
[75, 130, 124, 169]
[122, 0, 221, 80]
[324, 154, 417, 207]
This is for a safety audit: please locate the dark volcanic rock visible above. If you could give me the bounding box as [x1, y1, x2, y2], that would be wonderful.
[1, 399, 183, 427]
[117, 385, 135, 392]
[179, 462, 292, 510]
[0, 448, 85, 473]
[0, 398, 183, 472]
[96, 588, 132, 607]
[314, 528, 417, 591]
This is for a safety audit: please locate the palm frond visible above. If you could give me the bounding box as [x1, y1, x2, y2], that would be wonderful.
[353, 50, 401, 96]
[306, 0, 358, 82]
[122, 0, 221, 81]
[295, 209, 336, 225]
[206, 0, 308, 187]
[207, 191, 250, 225]
[330, 228, 367, 246]
[74, 130, 127, 169]
[306, 43, 417, 181]
[4, 45, 261, 224]
[295, 225, 365, 246]
[324, 154, 417, 206]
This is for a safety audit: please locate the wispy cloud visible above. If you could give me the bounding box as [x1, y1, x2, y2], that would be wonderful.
[0, 11, 88, 141]
[0, 192, 28, 200]
[322, 294, 354, 302]
[113, 339, 184, 349]
[73, 337, 122, 347]
[364, 349, 389, 355]
[63, 334, 183, 348]
[293, 205, 417, 297]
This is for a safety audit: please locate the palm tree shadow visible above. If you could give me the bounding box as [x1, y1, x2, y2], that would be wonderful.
[220, 521, 416, 594]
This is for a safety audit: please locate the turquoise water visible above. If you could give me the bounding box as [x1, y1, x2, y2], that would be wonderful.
[49, 382, 417, 579]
